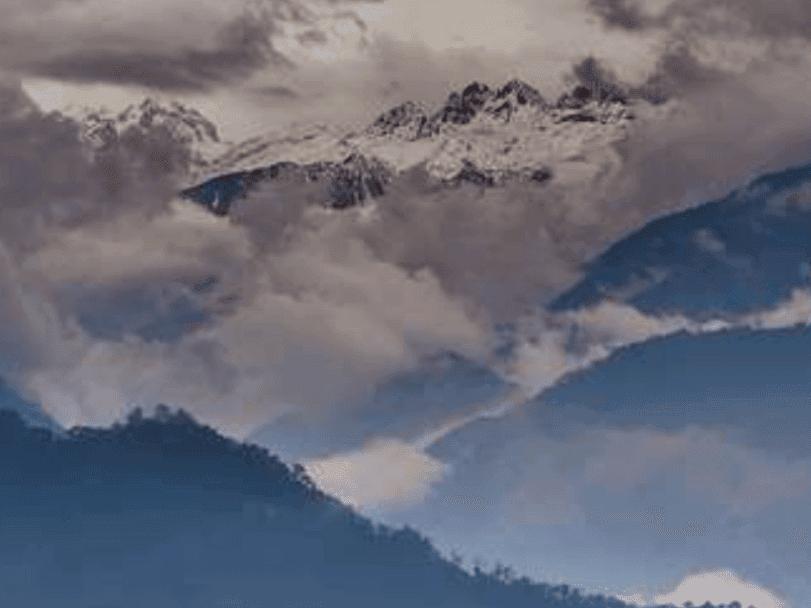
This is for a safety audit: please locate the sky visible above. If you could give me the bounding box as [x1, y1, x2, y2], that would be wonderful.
[2, 0, 811, 606]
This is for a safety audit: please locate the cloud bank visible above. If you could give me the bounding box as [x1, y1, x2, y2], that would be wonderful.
[1, 0, 299, 92]
[3, 0, 811, 464]
[298, 289, 811, 519]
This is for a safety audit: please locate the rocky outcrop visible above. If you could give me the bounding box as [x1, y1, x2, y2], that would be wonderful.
[442, 160, 553, 189]
[180, 153, 392, 214]
[366, 80, 550, 142]
[429, 80, 550, 130]
[365, 101, 435, 141]
[551, 84, 634, 124]
[432, 81, 494, 127]
[364, 80, 550, 142]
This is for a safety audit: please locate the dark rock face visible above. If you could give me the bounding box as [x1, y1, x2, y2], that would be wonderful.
[368, 79, 549, 139]
[179, 154, 392, 214]
[434, 82, 492, 126]
[556, 82, 628, 110]
[366, 101, 434, 140]
[364, 79, 552, 143]
[486, 80, 548, 122]
[446, 160, 497, 188]
[494, 79, 547, 106]
[328, 153, 391, 209]
[557, 85, 593, 110]
[530, 168, 553, 183]
[443, 162, 554, 189]
[180, 172, 249, 215]
[559, 113, 598, 123]
[429, 80, 548, 129]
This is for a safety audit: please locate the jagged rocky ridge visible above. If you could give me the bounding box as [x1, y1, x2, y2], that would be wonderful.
[176, 78, 643, 215]
[0, 406, 747, 608]
[365, 79, 549, 138]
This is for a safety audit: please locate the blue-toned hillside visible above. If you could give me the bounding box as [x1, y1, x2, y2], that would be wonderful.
[0, 407, 746, 608]
[549, 161, 811, 317]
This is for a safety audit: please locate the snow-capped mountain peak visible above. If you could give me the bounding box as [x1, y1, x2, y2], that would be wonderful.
[174, 78, 665, 214]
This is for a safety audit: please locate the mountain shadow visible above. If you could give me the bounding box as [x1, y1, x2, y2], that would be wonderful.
[0, 406, 747, 608]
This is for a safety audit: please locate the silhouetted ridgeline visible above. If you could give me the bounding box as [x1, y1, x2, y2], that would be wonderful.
[0, 407, 746, 608]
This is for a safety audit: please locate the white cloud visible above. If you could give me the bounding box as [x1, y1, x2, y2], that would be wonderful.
[303, 437, 450, 513]
[498, 288, 811, 411]
[26, 200, 252, 282]
[651, 568, 792, 608]
[329, 290, 811, 515]
[15, 197, 489, 438]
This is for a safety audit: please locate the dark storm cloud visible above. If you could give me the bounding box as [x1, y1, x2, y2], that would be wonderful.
[352, 176, 588, 323]
[17, 13, 293, 92]
[0, 78, 251, 426]
[587, 0, 811, 40]
[572, 51, 727, 106]
[0, 78, 192, 263]
[585, 0, 647, 30]
[669, 0, 811, 40]
[0, 0, 318, 93]
[250, 84, 301, 99]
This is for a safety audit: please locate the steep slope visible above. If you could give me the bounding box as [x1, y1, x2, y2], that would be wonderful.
[0, 406, 746, 608]
[0, 379, 65, 438]
[547, 160, 811, 317]
[176, 78, 655, 215]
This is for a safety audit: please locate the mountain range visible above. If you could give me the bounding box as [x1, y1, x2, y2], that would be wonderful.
[74, 78, 668, 217]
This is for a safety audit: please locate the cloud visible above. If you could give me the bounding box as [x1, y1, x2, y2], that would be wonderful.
[303, 437, 449, 513]
[14, 191, 490, 437]
[310, 289, 811, 517]
[584, 0, 656, 31]
[20, 25, 292, 92]
[477, 289, 811, 417]
[249, 84, 301, 99]
[650, 568, 792, 608]
[0, 77, 202, 391]
[587, 0, 811, 42]
[425, 415, 811, 531]
[0, 78, 496, 444]
[0, 79, 198, 239]
[1, 0, 298, 92]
